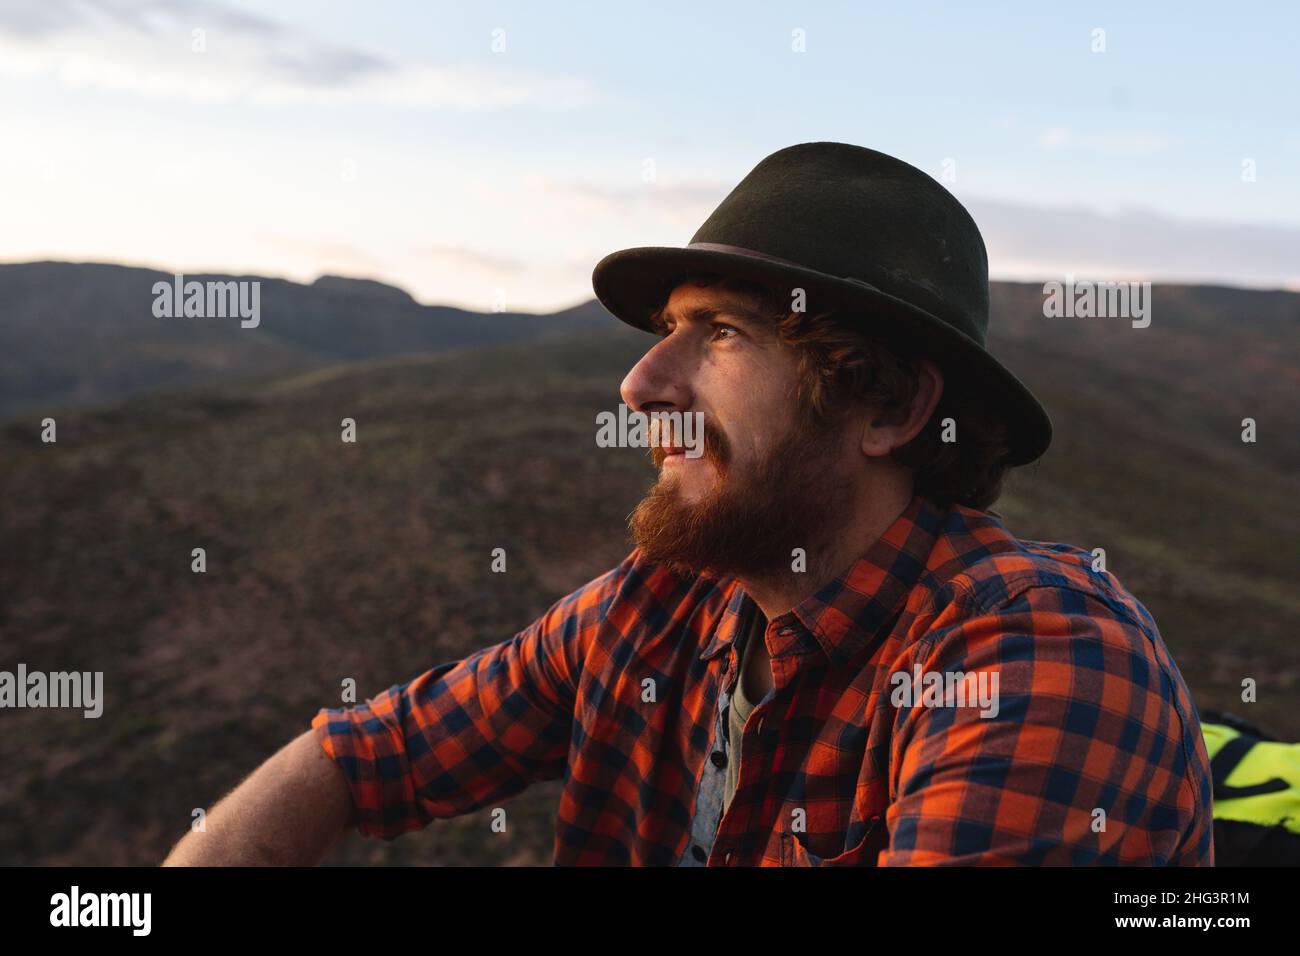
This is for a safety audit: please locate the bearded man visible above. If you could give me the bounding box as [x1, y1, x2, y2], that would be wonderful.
[164, 142, 1214, 867]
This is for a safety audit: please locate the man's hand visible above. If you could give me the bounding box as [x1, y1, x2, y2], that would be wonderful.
[162, 728, 355, 866]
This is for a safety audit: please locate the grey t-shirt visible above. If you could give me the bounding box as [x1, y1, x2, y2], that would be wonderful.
[722, 604, 768, 812]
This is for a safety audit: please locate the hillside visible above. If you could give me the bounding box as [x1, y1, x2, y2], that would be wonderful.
[0, 280, 1297, 865]
[0, 261, 609, 417]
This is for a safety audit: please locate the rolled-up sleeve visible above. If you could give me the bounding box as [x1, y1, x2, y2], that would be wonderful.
[879, 580, 1212, 866]
[311, 556, 631, 839]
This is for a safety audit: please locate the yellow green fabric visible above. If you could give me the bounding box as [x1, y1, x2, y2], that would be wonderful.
[1203, 720, 1300, 834]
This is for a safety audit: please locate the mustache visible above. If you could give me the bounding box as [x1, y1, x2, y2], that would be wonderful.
[650, 417, 730, 469]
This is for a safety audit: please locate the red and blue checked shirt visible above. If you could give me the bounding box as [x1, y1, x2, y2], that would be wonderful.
[312, 493, 1215, 865]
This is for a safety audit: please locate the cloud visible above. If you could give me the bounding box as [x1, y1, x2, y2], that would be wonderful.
[0, 0, 601, 108]
[1037, 126, 1171, 156]
[522, 175, 730, 227]
[408, 243, 529, 275]
[969, 198, 1300, 288]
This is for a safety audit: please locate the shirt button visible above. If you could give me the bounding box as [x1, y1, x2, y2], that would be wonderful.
[778, 627, 794, 637]
[724, 850, 734, 865]
[709, 750, 727, 769]
[691, 845, 707, 863]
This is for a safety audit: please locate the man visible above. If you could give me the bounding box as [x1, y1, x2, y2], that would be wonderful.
[164, 142, 1214, 866]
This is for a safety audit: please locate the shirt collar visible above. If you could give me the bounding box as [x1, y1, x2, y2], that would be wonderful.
[698, 493, 945, 668]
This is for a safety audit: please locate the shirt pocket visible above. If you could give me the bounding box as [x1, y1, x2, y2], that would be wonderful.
[781, 817, 885, 866]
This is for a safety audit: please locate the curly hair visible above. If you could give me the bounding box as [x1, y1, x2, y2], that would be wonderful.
[648, 273, 1016, 509]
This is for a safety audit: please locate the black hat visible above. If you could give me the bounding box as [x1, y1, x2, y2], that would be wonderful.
[591, 141, 1051, 465]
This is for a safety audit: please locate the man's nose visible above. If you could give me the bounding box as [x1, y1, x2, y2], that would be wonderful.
[620, 336, 692, 413]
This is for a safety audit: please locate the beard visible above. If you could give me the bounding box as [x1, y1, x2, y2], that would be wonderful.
[627, 411, 849, 583]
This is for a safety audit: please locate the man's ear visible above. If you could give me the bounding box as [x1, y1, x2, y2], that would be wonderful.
[860, 358, 944, 458]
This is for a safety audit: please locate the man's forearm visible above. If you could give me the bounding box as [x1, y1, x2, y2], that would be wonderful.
[162, 728, 355, 866]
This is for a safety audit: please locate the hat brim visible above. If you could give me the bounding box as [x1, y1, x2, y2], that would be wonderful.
[592, 245, 1052, 466]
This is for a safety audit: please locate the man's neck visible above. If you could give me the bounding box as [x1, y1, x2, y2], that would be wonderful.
[737, 479, 914, 623]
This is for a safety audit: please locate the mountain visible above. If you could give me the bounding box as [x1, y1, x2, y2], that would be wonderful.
[0, 261, 610, 417]
[0, 272, 1296, 864]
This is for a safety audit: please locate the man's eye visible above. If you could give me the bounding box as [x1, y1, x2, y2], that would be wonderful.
[655, 322, 737, 340]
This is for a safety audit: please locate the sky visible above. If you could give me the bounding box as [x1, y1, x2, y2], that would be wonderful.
[1, 0, 1298, 312]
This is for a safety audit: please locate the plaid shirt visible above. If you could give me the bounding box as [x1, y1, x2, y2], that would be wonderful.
[312, 493, 1214, 865]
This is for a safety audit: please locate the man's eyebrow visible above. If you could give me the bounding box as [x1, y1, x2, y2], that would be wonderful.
[654, 301, 770, 329]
